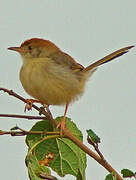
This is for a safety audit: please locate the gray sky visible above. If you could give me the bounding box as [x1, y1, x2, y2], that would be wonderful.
[0, 0, 136, 180]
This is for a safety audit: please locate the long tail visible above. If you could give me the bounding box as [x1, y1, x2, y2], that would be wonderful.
[82, 45, 134, 73]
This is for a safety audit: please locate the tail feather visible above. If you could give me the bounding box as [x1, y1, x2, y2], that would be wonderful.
[82, 45, 134, 73]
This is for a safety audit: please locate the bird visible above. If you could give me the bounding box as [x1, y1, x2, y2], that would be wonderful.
[8, 38, 134, 135]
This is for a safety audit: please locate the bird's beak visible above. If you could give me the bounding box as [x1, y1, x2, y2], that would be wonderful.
[8, 47, 26, 53]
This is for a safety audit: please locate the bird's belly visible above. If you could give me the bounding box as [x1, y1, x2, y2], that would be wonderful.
[19, 61, 86, 105]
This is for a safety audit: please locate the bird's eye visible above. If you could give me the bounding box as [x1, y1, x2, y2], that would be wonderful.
[28, 46, 32, 50]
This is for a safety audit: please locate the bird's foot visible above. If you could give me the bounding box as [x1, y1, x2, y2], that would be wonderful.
[56, 116, 66, 137]
[24, 99, 41, 112]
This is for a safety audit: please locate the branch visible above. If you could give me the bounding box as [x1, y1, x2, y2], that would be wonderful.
[0, 88, 56, 126]
[0, 114, 44, 120]
[87, 136, 105, 161]
[0, 129, 60, 136]
[0, 87, 123, 180]
[65, 129, 122, 180]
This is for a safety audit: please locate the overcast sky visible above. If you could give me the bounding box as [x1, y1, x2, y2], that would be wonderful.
[0, 0, 136, 180]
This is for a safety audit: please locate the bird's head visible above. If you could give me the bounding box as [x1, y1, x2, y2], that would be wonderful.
[8, 38, 60, 61]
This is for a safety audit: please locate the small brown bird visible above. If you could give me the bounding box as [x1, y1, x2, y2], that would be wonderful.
[8, 38, 134, 135]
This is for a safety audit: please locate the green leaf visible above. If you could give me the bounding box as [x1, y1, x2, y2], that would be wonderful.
[26, 117, 86, 180]
[26, 118, 53, 147]
[86, 129, 100, 143]
[26, 154, 51, 180]
[105, 174, 117, 180]
[121, 169, 135, 178]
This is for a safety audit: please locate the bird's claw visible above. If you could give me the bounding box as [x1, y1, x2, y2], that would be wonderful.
[24, 99, 41, 112]
[56, 117, 66, 137]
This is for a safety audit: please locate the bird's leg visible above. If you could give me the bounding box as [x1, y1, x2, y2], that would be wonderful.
[56, 103, 69, 136]
[24, 99, 42, 112]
